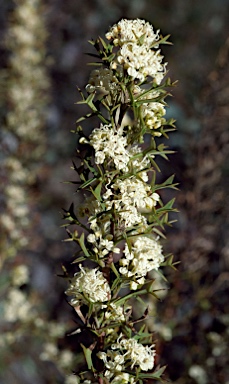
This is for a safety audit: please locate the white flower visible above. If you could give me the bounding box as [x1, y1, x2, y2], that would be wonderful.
[141, 98, 166, 133]
[87, 217, 120, 258]
[105, 195, 147, 229]
[103, 176, 159, 231]
[104, 302, 126, 322]
[65, 265, 111, 306]
[87, 233, 96, 243]
[128, 145, 151, 182]
[113, 336, 155, 371]
[106, 19, 167, 83]
[86, 67, 119, 95]
[98, 334, 155, 374]
[79, 196, 102, 218]
[117, 43, 166, 83]
[11, 264, 29, 286]
[119, 236, 164, 286]
[113, 177, 159, 213]
[111, 373, 136, 384]
[106, 19, 160, 48]
[97, 350, 125, 380]
[89, 124, 130, 171]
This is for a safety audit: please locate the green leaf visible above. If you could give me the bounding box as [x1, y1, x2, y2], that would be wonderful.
[90, 181, 102, 201]
[154, 175, 179, 191]
[80, 344, 94, 370]
[78, 177, 97, 190]
[156, 198, 176, 213]
[152, 227, 166, 239]
[138, 365, 167, 379]
[78, 233, 90, 257]
[76, 112, 94, 123]
[85, 52, 101, 59]
[98, 36, 108, 50]
[138, 33, 146, 45]
[115, 288, 148, 306]
[150, 33, 171, 48]
[111, 276, 122, 292]
[110, 262, 120, 278]
[102, 53, 116, 62]
[72, 256, 87, 264]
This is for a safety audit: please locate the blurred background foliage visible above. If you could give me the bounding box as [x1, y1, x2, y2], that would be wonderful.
[0, 0, 229, 383]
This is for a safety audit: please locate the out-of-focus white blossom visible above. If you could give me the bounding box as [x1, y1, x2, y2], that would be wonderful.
[188, 365, 207, 384]
[59, 350, 74, 370]
[65, 375, 80, 384]
[6, 0, 49, 146]
[40, 342, 59, 361]
[11, 264, 29, 286]
[1, 0, 50, 263]
[4, 288, 34, 322]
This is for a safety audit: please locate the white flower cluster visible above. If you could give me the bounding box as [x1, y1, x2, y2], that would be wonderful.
[86, 68, 120, 95]
[89, 124, 130, 171]
[79, 197, 102, 218]
[114, 177, 159, 213]
[128, 145, 152, 183]
[98, 334, 155, 379]
[88, 124, 154, 178]
[119, 236, 164, 289]
[104, 302, 126, 322]
[106, 19, 167, 83]
[141, 96, 166, 134]
[65, 265, 111, 306]
[106, 19, 160, 47]
[104, 176, 159, 230]
[87, 231, 120, 258]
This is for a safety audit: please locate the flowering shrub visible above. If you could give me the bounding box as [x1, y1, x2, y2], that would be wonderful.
[63, 18, 178, 383]
[0, 0, 49, 263]
[0, 2, 76, 382]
